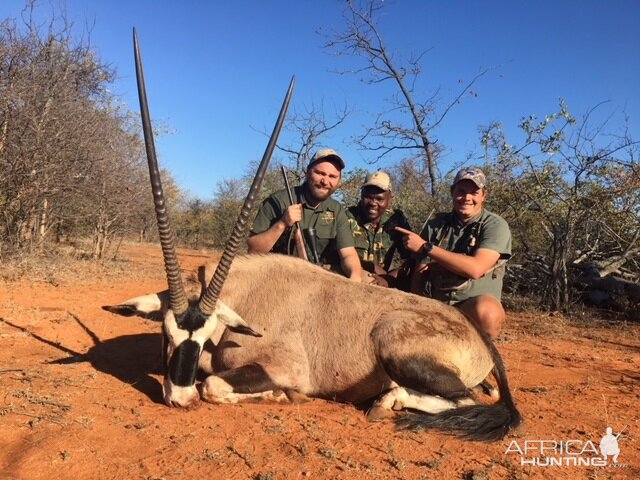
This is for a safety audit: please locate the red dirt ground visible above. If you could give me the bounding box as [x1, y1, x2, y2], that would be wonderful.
[1, 243, 638, 479]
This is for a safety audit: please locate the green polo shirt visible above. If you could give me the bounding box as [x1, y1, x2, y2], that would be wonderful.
[346, 205, 412, 271]
[419, 209, 511, 304]
[250, 184, 354, 264]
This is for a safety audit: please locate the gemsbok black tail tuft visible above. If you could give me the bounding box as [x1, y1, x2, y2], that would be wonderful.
[397, 401, 521, 441]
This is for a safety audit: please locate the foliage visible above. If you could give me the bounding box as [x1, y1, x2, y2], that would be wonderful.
[0, 3, 163, 259]
[481, 100, 639, 312]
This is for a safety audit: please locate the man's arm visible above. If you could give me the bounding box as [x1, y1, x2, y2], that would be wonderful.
[427, 247, 500, 279]
[338, 246, 363, 282]
[247, 219, 287, 253]
[395, 227, 500, 279]
[247, 204, 302, 253]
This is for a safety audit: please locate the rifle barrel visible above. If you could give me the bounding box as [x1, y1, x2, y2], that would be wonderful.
[280, 166, 308, 260]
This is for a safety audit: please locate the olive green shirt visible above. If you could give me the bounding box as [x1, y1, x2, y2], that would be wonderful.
[419, 209, 511, 304]
[346, 205, 412, 271]
[250, 184, 355, 264]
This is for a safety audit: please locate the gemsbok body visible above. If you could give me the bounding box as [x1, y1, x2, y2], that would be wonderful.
[105, 30, 522, 441]
[106, 253, 521, 440]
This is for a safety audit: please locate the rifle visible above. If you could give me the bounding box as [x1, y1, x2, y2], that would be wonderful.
[614, 425, 627, 440]
[280, 166, 309, 261]
[303, 226, 320, 264]
[419, 208, 436, 235]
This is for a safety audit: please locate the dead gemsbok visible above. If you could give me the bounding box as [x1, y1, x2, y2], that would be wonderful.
[103, 30, 522, 441]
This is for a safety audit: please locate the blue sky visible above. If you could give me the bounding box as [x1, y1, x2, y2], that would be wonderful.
[2, 0, 638, 199]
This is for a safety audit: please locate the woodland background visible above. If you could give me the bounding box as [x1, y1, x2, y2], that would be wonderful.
[1, 1, 638, 318]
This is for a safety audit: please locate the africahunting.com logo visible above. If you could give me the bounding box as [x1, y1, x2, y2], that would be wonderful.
[505, 426, 628, 468]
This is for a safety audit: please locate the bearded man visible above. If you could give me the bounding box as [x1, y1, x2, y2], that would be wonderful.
[247, 149, 362, 281]
[346, 171, 413, 289]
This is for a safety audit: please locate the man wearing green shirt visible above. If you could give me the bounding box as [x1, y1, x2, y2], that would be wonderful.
[396, 167, 511, 338]
[247, 149, 362, 282]
[346, 170, 413, 288]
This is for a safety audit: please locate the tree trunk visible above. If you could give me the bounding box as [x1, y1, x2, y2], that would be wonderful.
[39, 197, 48, 240]
[548, 220, 574, 312]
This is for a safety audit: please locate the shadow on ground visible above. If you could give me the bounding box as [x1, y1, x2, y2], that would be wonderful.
[0, 315, 164, 404]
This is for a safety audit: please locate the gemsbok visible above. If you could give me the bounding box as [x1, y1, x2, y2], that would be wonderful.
[103, 30, 522, 441]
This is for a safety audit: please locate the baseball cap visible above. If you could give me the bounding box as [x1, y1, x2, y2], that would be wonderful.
[362, 171, 392, 192]
[308, 149, 345, 170]
[452, 167, 486, 189]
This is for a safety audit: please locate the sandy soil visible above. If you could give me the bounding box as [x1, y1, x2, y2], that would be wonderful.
[1, 243, 638, 480]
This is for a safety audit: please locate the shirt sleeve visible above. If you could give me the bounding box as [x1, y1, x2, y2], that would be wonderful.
[478, 215, 512, 258]
[250, 195, 283, 235]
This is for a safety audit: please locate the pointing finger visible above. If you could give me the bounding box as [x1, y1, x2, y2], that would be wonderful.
[394, 226, 412, 235]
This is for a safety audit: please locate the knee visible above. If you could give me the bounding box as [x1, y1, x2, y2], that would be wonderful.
[459, 296, 505, 339]
[482, 316, 502, 340]
[478, 300, 504, 337]
[200, 375, 233, 402]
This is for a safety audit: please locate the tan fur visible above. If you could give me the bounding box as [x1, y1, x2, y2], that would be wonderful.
[199, 253, 493, 403]
[109, 252, 496, 407]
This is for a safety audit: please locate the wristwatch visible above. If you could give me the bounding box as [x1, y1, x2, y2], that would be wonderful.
[421, 241, 433, 256]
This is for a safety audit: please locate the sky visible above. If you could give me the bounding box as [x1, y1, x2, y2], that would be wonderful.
[2, 0, 639, 200]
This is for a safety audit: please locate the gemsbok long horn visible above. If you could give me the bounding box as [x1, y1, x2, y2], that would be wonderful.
[133, 28, 188, 315]
[198, 76, 295, 316]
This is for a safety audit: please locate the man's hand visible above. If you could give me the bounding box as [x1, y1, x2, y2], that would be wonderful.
[282, 204, 303, 227]
[247, 204, 301, 254]
[394, 226, 426, 254]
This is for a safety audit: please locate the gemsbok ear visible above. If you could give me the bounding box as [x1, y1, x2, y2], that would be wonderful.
[102, 292, 167, 319]
[214, 301, 262, 337]
[226, 325, 263, 337]
[102, 304, 139, 317]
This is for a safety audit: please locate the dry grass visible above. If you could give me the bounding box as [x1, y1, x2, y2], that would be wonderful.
[0, 240, 185, 286]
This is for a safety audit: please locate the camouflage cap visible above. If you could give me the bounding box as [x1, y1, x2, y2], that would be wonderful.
[452, 167, 486, 189]
[308, 148, 345, 170]
[362, 171, 392, 192]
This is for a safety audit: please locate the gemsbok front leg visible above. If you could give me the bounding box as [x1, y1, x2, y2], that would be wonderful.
[199, 365, 290, 404]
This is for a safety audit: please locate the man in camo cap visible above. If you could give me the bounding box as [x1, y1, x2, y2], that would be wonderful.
[346, 170, 413, 288]
[395, 166, 511, 339]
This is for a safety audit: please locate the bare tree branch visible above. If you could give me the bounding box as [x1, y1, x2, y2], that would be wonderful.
[323, 0, 495, 196]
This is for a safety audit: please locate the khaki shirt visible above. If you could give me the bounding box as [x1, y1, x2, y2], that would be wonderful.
[419, 209, 511, 304]
[250, 184, 354, 264]
[346, 205, 412, 271]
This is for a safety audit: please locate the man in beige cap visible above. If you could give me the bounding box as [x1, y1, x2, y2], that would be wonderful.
[346, 170, 413, 288]
[248, 149, 362, 281]
[395, 166, 511, 339]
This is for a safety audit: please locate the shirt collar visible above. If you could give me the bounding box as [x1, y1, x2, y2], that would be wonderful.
[453, 208, 484, 227]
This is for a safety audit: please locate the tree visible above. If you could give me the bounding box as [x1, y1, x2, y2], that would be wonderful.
[0, 2, 175, 258]
[0, 10, 116, 251]
[209, 178, 246, 249]
[275, 101, 351, 180]
[324, 0, 490, 196]
[481, 101, 639, 312]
